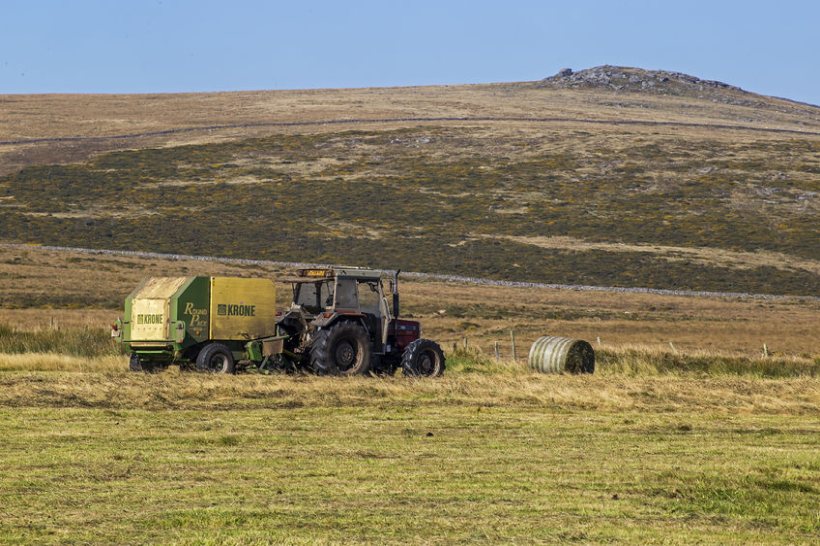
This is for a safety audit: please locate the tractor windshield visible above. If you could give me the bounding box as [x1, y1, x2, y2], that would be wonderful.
[293, 280, 334, 314]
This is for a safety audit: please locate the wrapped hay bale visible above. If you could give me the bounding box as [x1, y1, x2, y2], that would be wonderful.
[528, 336, 595, 374]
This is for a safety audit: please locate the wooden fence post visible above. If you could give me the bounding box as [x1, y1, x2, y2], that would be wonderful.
[510, 330, 517, 361]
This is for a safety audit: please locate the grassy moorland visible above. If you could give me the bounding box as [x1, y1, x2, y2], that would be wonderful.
[1, 126, 818, 295]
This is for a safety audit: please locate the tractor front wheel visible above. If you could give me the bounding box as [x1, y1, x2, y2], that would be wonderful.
[195, 343, 236, 374]
[402, 339, 445, 377]
[310, 321, 372, 375]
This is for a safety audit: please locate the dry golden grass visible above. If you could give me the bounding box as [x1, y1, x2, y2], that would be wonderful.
[0, 352, 123, 372]
[0, 364, 816, 416]
[1, 245, 818, 360]
[2, 83, 817, 141]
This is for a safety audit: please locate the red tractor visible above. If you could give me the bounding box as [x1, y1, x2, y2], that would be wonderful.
[276, 268, 445, 376]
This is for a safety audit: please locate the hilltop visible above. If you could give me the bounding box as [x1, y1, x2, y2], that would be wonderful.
[538, 65, 747, 102]
[0, 67, 818, 295]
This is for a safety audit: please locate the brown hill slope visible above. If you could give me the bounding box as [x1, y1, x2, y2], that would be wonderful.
[1, 66, 818, 173]
[0, 68, 818, 295]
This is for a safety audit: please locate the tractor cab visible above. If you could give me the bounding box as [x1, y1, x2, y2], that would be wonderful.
[289, 268, 393, 349]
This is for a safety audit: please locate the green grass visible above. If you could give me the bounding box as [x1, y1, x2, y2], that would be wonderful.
[1, 127, 817, 295]
[0, 340, 817, 543]
[0, 402, 817, 544]
[595, 348, 820, 378]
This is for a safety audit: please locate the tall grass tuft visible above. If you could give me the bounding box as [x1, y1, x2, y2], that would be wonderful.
[445, 345, 526, 375]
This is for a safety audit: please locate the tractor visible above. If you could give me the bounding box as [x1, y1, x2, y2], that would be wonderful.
[277, 268, 445, 376]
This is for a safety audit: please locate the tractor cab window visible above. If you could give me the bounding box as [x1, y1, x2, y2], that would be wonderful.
[334, 278, 358, 309]
[357, 281, 382, 315]
[294, 281, 334, 313]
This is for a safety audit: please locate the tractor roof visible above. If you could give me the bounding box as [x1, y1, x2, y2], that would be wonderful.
[295, 267, 390, 281]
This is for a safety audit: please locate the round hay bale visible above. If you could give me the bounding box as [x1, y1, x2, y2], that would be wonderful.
[528, 336, 595, 374]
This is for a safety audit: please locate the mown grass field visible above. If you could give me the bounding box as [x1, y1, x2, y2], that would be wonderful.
[1, 355, 819, 544]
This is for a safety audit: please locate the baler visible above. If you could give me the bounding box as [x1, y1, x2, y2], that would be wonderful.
[113, 276, 285, 372]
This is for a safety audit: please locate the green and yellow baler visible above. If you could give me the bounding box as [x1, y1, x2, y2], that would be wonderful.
[113, 276, 284, 372]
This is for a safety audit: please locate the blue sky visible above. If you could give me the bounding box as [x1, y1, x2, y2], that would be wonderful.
[1, 0, 818, 104]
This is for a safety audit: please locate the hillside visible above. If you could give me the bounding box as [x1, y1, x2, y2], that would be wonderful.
[1, 67, 818, 295]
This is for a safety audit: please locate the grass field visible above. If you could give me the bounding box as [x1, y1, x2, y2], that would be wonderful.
[1, 359, 818, 544]
[0, 263, 817, 544]
[0, 246, 818, 543]
[1, 245, 818, 359]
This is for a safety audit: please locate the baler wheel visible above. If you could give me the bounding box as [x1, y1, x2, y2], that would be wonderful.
[129, 354, 143, 372]
[129, 354, 159, 373]
[402, 339, 446, 377]
[310, 321, 372, 375]
[195, 343, 236, 374]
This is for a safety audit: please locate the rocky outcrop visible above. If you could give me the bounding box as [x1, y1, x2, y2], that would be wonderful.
[537, 65, 748, 101]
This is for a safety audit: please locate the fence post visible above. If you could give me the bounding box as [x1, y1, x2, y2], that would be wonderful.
[510, 330, 517, 361]
[494, 341, 500, 361]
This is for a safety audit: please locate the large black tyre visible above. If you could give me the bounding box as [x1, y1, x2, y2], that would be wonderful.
[195, 343, 236, 374]
[310, 321, 372, 375]
[402, 339, 446, 377]
[129, 353, 143, 372]
[129, 353, 160, 373]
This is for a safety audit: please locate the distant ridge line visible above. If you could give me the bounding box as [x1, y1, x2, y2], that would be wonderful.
[1, 115, 819, 147]
[4, 243, 817, 302]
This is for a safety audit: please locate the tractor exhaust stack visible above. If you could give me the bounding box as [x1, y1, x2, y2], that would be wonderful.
[393, 269, 401, 319]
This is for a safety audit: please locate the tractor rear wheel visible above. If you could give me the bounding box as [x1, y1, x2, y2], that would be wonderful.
[195, 343, 236, 374]
[402, 339, 445, 377]
[310, 321, 372, 375]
